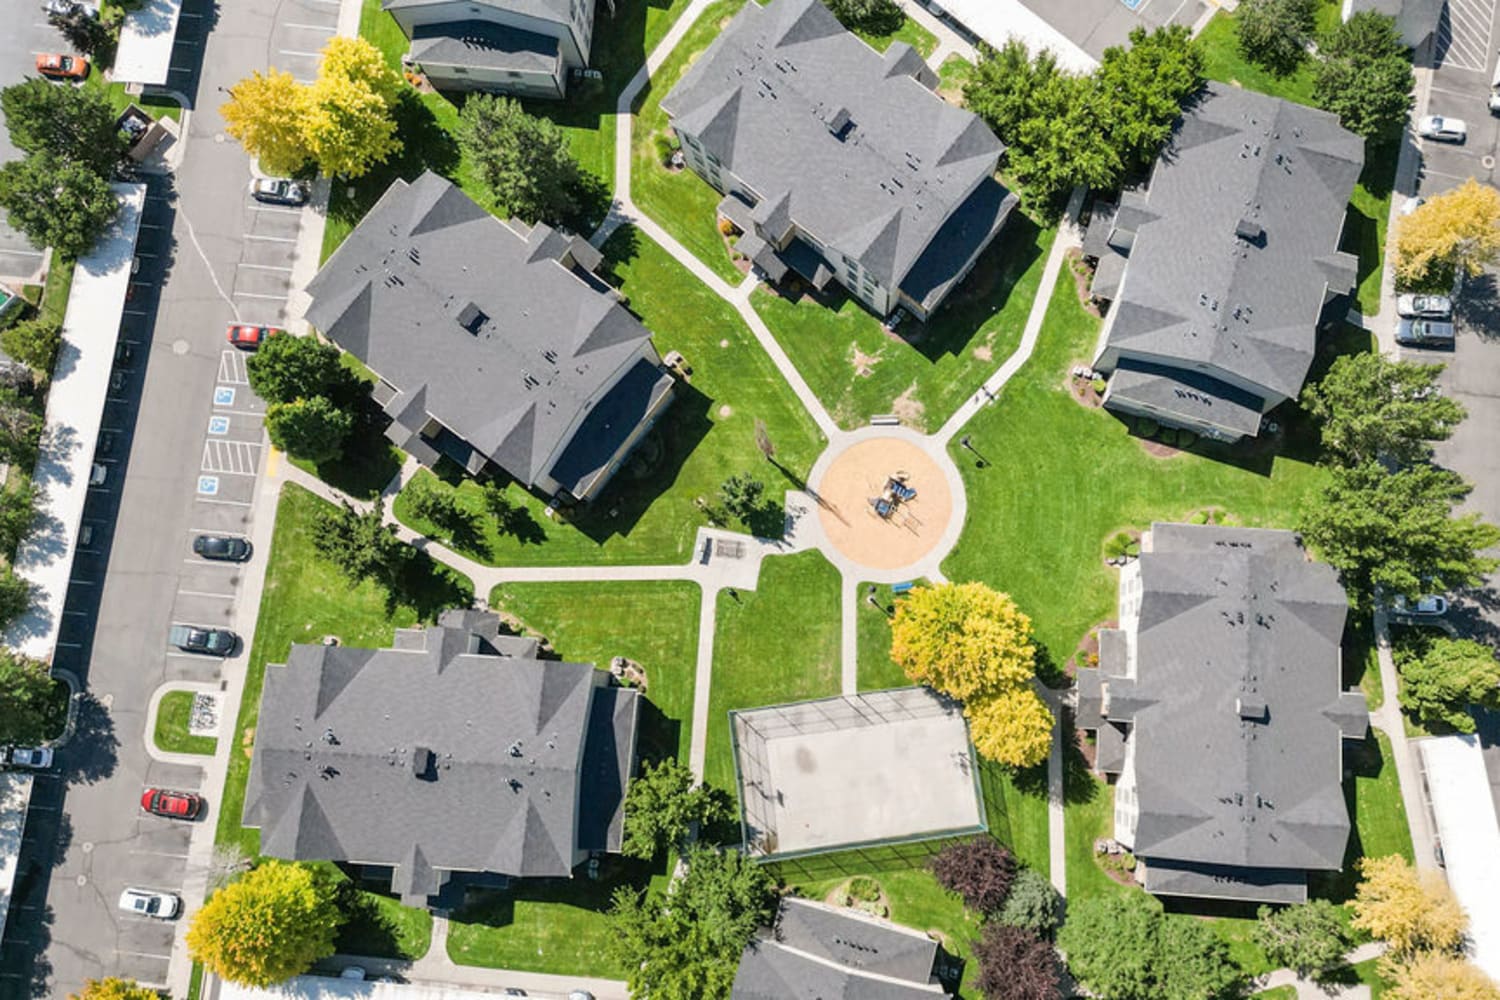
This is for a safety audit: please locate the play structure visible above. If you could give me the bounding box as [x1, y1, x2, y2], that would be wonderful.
[869, 472, 918, 519]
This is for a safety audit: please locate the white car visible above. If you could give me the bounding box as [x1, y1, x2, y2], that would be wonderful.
[118, 888, 180, 919]
[1, 746, 53, 769]
[1392, 594, 1449, 618]
[1396, 293, 1452, 319]
[1417, 115, 1467, 142]
[1399, 196, 1425, 216]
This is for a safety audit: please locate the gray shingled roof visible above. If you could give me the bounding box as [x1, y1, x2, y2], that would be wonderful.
[1100, 82, 1363, 402]
[303, 172, 659, 489]
[408, 21, 560, 72]
[661, 0, 1005, 293]
[732, 899, 948, 1000]
[243, 609, 638, 904]
[384, 0, 572, 21]
[1106, 358, 1266, 438]
[1106, 524, 1367, 887]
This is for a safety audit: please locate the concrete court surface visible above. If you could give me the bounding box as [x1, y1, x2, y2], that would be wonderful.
[815, 437, 952, 571]
[740, 698, 983, 856]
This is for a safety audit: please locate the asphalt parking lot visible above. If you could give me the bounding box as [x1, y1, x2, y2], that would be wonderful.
[1422, 0, 1500, 194]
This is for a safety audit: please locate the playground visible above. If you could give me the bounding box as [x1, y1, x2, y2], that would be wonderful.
[815, 436, 953, 571]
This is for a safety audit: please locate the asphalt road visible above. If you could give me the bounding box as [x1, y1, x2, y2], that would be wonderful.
[1405, 1, 1500, 645]
[0, 0, 337, 993]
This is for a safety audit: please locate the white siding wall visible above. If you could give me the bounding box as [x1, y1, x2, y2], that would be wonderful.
[421, 62, 562, 97]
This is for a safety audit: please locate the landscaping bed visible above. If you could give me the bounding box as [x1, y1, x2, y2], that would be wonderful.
[391, 227, 824, 567]
[152, 690, 217, 756]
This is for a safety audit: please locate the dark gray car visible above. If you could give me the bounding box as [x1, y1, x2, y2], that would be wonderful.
[168, 624, 237, 656]
[1395, 318, 1456, 347]
[192, 534, 252, 561]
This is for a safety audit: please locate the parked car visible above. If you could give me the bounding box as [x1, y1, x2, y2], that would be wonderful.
[114, 340, 134, 366]
[1399, 196, 1425, 216]
[35, 52, 88, 80]
[1417, 115, 1467, 142]
[1, 746, 54, 770]
[1395, 318, 1456, 347]
[192, 534, 252, 562]
[1392, 594, 1449, 618]
[89, 462, 108, 486]
[44, 0, 97, 17]
[168, 623, 238, 655]
[567, 993, 595, 1000]
[226, 323, 281, 350]
[140, 787, 203, 820]
[340, 967, 366, 981]
[250, 178, 309, 206]
[118, 888, 180, 919]
[1396, 293, 1452, 320]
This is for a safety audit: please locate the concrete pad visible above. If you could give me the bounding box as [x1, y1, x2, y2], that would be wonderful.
[815, 437, 952, 571]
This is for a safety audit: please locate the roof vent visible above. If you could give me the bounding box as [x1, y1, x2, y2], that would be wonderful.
[412, 746, 434, 778]
[457, 302, 488, 335]
[1235, 218, 1264, 244]
[1237, 698, 1268, 722]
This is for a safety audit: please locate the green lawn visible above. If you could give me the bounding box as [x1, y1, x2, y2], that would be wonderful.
[1195, 0, 1343, 107]
[392, 226, 824, 566]
[855, 581, 926, 692]
[488, 579, 701, 762]
[632, 0, 941, 284]
[936, 53, 973, 104]
[703, 550, 841, 793]
[941, 266, 1331, 670]
[215, 484, 473, 858]
[152, 690, 216, 756]
[328, 865, 434, 960]
[753, 219, 1055, 430]
[1253, 987, 1297, 1000]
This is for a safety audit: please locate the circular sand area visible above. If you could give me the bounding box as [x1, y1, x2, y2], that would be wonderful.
[815, 437, 953, 571]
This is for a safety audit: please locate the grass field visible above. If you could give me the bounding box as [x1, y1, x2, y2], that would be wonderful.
[1194, 0, 1343, 107]
[942, 266, 1333, 669]
[752, 219, 1056, 431]
[152, 690, 216, 756]
[392, 226, 824, 566]
[488, 579, 701, 762]
[214, 484, 473, 857]
[703, 550, 842, 793]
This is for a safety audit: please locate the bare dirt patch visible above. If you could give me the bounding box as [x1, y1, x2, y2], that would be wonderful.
[891, 384, 926, 429]
[851, 347, 881, 377]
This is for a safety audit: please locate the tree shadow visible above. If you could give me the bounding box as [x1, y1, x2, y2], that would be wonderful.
[386, 549, 475, 621]
[59, 691, 119, 786]
[1455, 272, 1500, 342]
[334, 884, 409, 960]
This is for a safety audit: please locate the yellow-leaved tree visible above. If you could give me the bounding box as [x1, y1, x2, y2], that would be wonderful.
[221, 37, 402, 180]
[1352, 854, 1468, 958]
[187, 860, 343, 987]
[1384, 952, 1500, 1000]
[890, 582, 1037, 700]
[68, 978, 160, 1000]
[966, 685, 1054, 768]
[889, 581, 1054, 768]
[221, 69, 311, 177]
[1395, 178, 1500, 289]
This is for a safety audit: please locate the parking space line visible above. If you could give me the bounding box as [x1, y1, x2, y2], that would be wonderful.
[238, 263, 294, 272]
[250, 205, 302, 216]
[233, 291, 287, 300]
[283, 21, 334, 29]
[178, 589, 237, 600]
[197, 497, 253, 507]
[67, 579, 95, 586]
[243, 234, 297, 243]
[117, 952, 173, 962]
[56, 641, 83, 649]
[278, 49, 323, 57]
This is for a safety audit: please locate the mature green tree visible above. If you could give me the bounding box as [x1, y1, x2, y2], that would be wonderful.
[0, 649, 56, 745]
[1299, 461, 1500, 603]
[964, 41, 1063, 145]
[187, 860, 343, 987]
[0, 478, 36, 555]
[1254, 900, 1352, 983]
[0, 153, 119, 259]
[1397, 637, 1500, 733]
[266, 396, 351, 464]
[0, 79, 125, 177]
[1237, 0, 1319, 76]
[1301, 353, 1465, 467]
[1314, 12, 1413, 140]
[0, 565, 32, 630]
[718, 473, 766, 524]
[313, 497, 414, 587]
[245, 333, 350, 405]
[1059, 895, 1245, 1000]
[607, 846, 776, 1000]
[622, 758, 731, 860]
[47, 8, 114, 59]
[1007, 74, 1118, 210]
[1093, 26, 1204, 169]
[0, 400, 40, 467]
[456, 95, 582, 225]
[1, 317, 62, 375]
[822, 0, 903, 35]
[997, 867, 1062, 936]
[972, 924, 1060, 1000]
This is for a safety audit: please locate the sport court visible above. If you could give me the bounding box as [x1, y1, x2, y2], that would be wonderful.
[731, 688, 986, 860]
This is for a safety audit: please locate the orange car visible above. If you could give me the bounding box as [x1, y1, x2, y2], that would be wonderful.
[35, 53, 89, 80]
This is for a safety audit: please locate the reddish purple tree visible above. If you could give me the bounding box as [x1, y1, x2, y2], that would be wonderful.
[973, 924, 1061, 1000]
[930, 837, 1016, 915]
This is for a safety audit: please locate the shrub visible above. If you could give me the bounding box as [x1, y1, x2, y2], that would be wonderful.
[1091, 377, 1107, 394]
[1159, 427, 1178, 446]
[1136, 417, 1160, 437]
[845, 876, 881, 904]
[930, 837, 1016, 915]
[1189, 510, 1210, 525]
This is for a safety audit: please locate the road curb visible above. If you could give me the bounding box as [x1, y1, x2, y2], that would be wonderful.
[142, 681, 221, 767]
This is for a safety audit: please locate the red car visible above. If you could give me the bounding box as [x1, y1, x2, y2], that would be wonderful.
[226, 324, 281, 350]
[141, 787, 202, 820]
[35, 53, 89, 80]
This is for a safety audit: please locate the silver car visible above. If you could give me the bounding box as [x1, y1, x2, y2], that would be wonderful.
[118, 888, 180, 919]
[1, 746, 53, 770]
[1396, 293, 1452, 320]
[1417, 115, 1467, 143]
[249, 177, 308, 206]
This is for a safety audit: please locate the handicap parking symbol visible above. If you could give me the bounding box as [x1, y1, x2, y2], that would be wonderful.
[208, 416, 230, 435]
[214, 386, 235, 407]
[197, 476, 220, 496]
